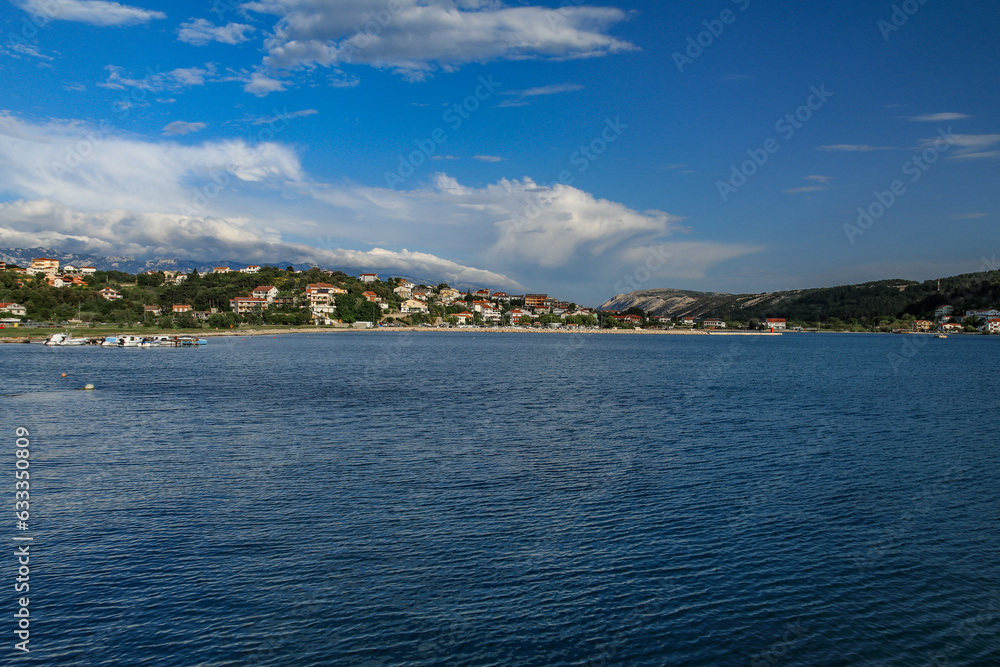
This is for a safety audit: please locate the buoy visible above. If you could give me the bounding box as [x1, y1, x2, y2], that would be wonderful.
[61, 372, 67, 377]
[82, 384, 95, 390]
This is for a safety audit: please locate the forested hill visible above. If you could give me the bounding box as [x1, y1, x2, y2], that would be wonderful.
[600, 270, 1000, 323]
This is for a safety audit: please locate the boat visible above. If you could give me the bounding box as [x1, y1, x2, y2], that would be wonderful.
[44, 332, 90, 346]
[100, 336, 121, 347]
[118, 335, 143, 347]
[935, 334, 947, 339]
[138, 337, 161, 348]
[177, 335, 207, 346]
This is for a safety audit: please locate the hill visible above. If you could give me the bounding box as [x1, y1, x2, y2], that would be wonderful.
[600, 270, 1000, 323]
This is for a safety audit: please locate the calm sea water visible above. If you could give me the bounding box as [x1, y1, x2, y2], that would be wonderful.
[1, 331, 999, 666]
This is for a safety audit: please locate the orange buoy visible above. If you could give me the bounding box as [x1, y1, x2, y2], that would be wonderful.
[61, 372, 67, 377]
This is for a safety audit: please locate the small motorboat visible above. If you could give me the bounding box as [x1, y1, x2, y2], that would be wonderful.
[45, 332, 89, 346]
[935, 334, 947, 339]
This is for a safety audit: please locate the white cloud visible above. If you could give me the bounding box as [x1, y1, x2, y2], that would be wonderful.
[474, 155, 502, 162]
[98, 64, 219, 92]
[0, 199, 522, 288]
[909, 112, 971, 122]
[243, 70, 288, 96]
[806, 175, 833, 184]
[498, 82, 583, 107]
[247, 109, 318, 125]
[243, 0, 636, 81]
[162, 121, 207, 135]
[15, 0, 165, 26]
[178, 18, 255, 46]
[817, 144, 893, 152]
[918, 133, 1000, 160]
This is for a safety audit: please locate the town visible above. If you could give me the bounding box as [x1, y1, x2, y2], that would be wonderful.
[1, 257, 999, 334]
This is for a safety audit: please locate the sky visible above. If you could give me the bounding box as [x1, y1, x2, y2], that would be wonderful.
[1, 0, 998, 304]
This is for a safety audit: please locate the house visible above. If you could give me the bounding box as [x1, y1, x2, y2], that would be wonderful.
[213, 266, 231, 274]
[523, 294, 548, 309]
[934, 305, 954, 320]
[79, 266, 97, 275]
[479, 305, 501, 322]
[172, 304, 192, 314]
[508, 309, 531, 323]
[987, 319, 1000, 334]
[46, 276, 66, 288]
[911, 320, 933, 332]
[173, 274, 188, 284]
[359, 273, 379, 283]
[65, 275, 87, 286]
[0, 262, 5, 271]
[940, 322, 962, 332]
[252, 286, 279, 302]
[230, 296, 267, 313]
[474, 289, 491, 298]
[400, 299, 429, 314]
[395, 280, 416, 291]
[305, 283, 343, 306]
[99, 288, 122, 301]
[613, 314, 642, 323]
[765, 318, 787, 330]
[438, 287, 461, 300]
[29, 258, 60, 275]
[654, 316, 672, 324]
[240, 265, 261, 274]
[143, 305, 162, 317]
[63, 264, 78, 273]
[965, 309, 1000, 322]
[362, 290, 379, 302]
[412, 289, 430, 301]
[679, 316, 697, 326]
[704, 318, 726, 329]
[0, 302, 27, 317]
[393, 285, 412, 298]
[453, 311, 474, 324]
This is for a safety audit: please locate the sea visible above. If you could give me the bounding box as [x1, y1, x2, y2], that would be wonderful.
[1, 331, 998, 666]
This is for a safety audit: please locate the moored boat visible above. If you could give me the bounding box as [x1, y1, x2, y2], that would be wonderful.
[45, 332, 90, 346]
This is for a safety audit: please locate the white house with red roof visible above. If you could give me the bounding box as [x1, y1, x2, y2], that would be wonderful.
[99, 287, 122, 301]
[359, 273, 378, 283]
[230, 296, 267, 313]
[704, 318, 726, 329]
[252, 285, 278, 302]
[765, 318, 786, 330]
[987, 318, 1000, 334]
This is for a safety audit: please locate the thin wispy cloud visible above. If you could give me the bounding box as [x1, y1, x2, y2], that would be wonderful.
[909, 112, 971, 122]
[474, 155, 502, 163]
[162, 121, 206, 135]
[920, 133, 1000, 160]
[498, 82, 584, 107]
[15, 0, 165, 26]
[817, 144, 894, 152]
[950, 212, 988, 220]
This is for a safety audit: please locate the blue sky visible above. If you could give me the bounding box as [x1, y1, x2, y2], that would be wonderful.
[1, 0, 998, 304]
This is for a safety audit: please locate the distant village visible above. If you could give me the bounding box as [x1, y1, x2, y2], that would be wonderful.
[2, 257, 999, 334]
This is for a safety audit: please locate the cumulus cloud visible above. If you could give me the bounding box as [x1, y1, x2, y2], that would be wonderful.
[15, 0, 165, 26]
[243, 0, 636, 81]
[0, 199, 523, 288]
[162, 121, 207, 135]
[0, 112, 751, 301]
[178, 18, 255, 45]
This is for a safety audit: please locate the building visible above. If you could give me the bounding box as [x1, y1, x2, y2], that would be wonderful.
[524, 294, 548, 309]
[934, 305, 954, 320]
[940, 322, 962, 332]
[99, 288, 122, 301]
[27, 258, 60, 275]
[453, 311, 474, 324]
[213, 266, 231, 274]
[359, 273, 378, 283]
[765, 318, 787, 330]
[240, 265, 261, 274]
[911, 320, 933, 332]
[679, 316, 697, 326]
[230, 296, 267, 314]
[143, 305, 162, 317]
[704, 319, 726, 329]
[172, 304, 192, 313]
[400, 299, 429, 314]
[988, 319, 1000, 334]
[305, 283, 343, 306]
[80, 266, 97, 275]
[251, 286, 279, 302]
[965, 309, 1000, 322]
[0, 302, 27, 317]
[508, 309, 531, 323]
[63, 264, 78, 273]
[474, 289, 491, 298]
[614, 314, 642, 323]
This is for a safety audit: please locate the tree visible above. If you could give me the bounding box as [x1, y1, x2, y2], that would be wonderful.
[159, 315, 174, 329]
